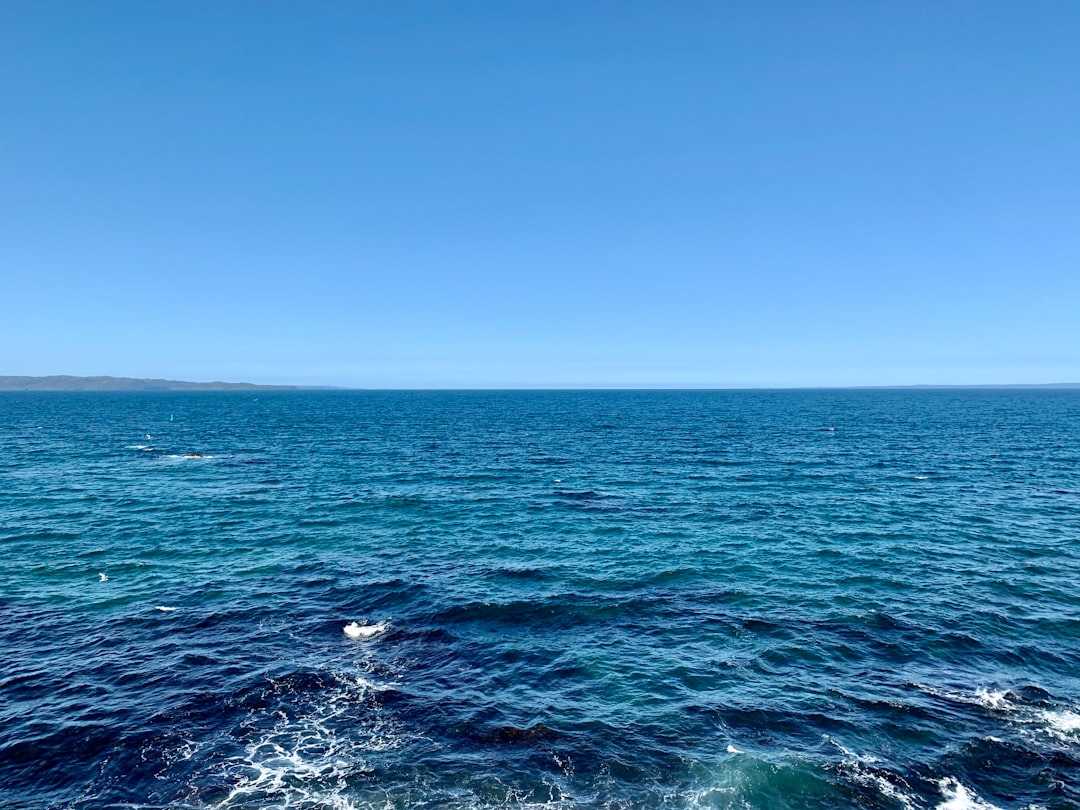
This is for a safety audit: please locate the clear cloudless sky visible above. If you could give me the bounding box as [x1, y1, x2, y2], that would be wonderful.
[1, 1, 1077, 387]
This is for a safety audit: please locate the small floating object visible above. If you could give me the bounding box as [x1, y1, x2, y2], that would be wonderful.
[98, 572, 109, 582]
[344, 620, 389, 639]
[183, 452, 204, 458]
[155, 606, 178, 612]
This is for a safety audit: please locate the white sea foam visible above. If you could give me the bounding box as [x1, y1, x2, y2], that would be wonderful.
[687, 785, 737, 807]
[829, 736, 919, 810]
[344, 620, 389, 640]
[851, 769, 920, 810]
[552, 751, 574, 777]
[725, 744, 743, 754]
[916, 684, 1018, 714]
[155, 606, 178, 612]
[972, 688, 1012, 710]
[151, 735, 200, 769]
[825, 735, 880, 763]
[920, 684, 1080, 746]
[1039, 709, 1080, 739]
[209, 671, 403, 810]
[936, 778, 1003, 810]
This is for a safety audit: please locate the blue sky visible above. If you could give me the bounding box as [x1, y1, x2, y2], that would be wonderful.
[2, 1, 1077, 387]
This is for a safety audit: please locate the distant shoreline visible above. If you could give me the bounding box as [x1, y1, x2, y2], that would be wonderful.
[0, 375, 343, 391]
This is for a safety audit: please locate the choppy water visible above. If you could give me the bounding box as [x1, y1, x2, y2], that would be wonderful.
[1, 390, 1079, 810]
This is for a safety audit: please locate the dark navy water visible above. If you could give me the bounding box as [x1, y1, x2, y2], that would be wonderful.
[2, 390, 1079, 810]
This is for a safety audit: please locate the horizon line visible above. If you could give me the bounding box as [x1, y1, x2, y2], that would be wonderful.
[2, 375, 1079, 392]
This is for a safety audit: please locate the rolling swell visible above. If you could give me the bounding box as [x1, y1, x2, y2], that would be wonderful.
[1, 390, 1079, 808]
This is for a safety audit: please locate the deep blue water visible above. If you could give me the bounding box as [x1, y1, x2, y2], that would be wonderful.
[1, 390, 1079, 810]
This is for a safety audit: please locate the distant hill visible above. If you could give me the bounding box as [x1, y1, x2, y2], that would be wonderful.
[0, 375, 304, 391]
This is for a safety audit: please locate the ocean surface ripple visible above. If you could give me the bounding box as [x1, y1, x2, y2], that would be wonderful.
[1, 390, 1078, 809]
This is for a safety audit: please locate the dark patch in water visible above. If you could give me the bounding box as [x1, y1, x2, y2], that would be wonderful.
[492, 566, 551, 581]
[462, 723, 561, 745]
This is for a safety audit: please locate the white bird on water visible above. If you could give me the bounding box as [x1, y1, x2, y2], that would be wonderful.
[343, 620, 389, 639]
[98, 573, 109, 582]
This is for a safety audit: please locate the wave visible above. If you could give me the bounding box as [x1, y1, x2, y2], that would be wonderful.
[827, 736, 1020, 810]
[343, 620, 390, 640]
[916, 683, 1080, 746]
[428, 595, 634, 629]
[550, 490, 626, 511]
[936, 778, 1003, 810]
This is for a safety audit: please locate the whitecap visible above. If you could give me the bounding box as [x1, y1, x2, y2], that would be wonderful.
[972, 688, 1012, 711]
[725, 744, 743, 754]
[155, 606, 178, 612]
[831, 737, 918, 809]
[926, 686, 1080, 744]
[1039, 708, 1080, 739]
[344, 620, 389, 639]
[937, 778, 1003, 810]
[825, 735, 880, 763]
[848, 768, 919, 810]
[915, 684, 1018, 714]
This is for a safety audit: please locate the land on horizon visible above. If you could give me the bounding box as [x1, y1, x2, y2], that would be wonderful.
[0, 375, 314, 391]
[2, 376, 1079, 392]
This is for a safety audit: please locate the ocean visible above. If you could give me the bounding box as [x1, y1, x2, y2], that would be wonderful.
[1, 390, 1078, 810]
